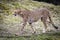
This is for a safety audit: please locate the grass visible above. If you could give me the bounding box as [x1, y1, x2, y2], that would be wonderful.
[0, 32, 60, 40]
[0, 0, 60, 24]
[0, 0, 60, 40]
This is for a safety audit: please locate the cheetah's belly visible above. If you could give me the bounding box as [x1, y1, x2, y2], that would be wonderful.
[27, 16, 40, 23]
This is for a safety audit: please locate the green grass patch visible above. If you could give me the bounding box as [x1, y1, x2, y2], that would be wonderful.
[0, 32, 60, 40]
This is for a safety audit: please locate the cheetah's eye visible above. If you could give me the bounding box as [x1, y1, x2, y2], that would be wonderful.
[13, 13, 17, 16]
